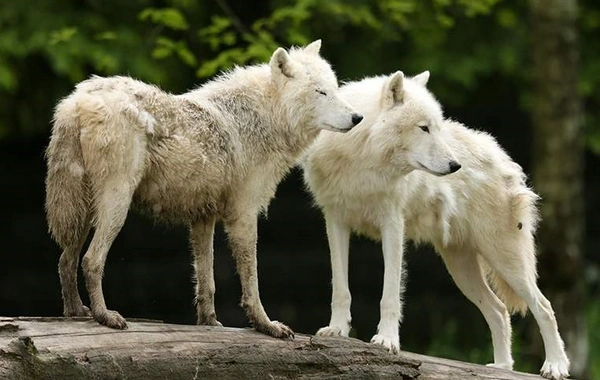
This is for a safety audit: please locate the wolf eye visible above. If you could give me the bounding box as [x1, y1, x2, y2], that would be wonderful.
[419, 125, 430, 133]
[316, 89, 327, 96]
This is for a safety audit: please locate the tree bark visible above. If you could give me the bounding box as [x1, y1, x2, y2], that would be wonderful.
[529, 0, 588, 378]
[0, 317, 547, 380]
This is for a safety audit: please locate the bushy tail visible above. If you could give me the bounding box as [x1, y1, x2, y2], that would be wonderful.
[45, 95, 90, 248]
[484, 261, 529, 316]
[483, 185, 540, 317]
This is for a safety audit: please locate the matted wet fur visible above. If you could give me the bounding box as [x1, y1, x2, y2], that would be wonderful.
[45, 40, 362, 338]
[302, 71, 570, 379]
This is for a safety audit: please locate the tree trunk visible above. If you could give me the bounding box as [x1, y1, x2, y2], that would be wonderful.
[529, 0, 588, 377]
[0, 317, 548, 380]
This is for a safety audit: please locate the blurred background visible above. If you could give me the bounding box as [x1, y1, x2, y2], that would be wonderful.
[0, 0, 598, 378]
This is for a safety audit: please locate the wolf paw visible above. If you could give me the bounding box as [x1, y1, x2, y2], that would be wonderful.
[370, 334, 400, 355]
[256, 320, 294, 340]
[486, 362, 513, 370]
[94, 309, 128, 330]
[540, 360, 570, 380]
[197, 314, 223, 327]
[316, 326, 348, 337]
[202, 320, 223, 327]
[64, 305, 91, 318]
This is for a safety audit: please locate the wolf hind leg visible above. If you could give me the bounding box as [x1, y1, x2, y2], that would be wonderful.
[437, 243, 514, 369]
[191, 217, 222, 326]
[77, 98, 149, 329]
[80, 138, 147, 329]
[59, 219, 92, 317]
[479, 236, 569, 380]
[82, 178, 137, 329]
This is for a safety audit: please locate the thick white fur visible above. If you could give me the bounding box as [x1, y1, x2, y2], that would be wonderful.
[45, 40, 362, 338]
[302, 72, 570, 379]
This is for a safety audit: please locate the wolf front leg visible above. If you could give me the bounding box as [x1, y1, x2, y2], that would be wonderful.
[224, 213, 294, 339]
[190, 218, 222, 326]
[316, 214, 352, 338]
[371, 217, 405, 354]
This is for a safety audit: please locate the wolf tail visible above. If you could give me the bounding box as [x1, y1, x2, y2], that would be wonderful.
[45, 93, 90, 249]
[484, 262, 529, 316]
[484, 180, 540, 317]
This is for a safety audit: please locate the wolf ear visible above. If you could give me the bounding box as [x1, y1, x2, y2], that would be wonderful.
[304, 39, 322, 55]
[270, 47, 296, 79]
[383, 71, 405, 108]
[412, 71, 430, 86]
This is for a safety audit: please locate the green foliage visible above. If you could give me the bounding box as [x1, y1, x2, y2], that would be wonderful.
[0, 0, 599, 151]
[425, 319, 494, 365]
[190, 0, 501, 78]
[586, 118, 600, 155]
[139, 8, 190, 30]
[0, 0, 203, 139]
[589, 301, 600, 379]
[196, 14, 278, 77]
[49, 27, 78, 45]
[0, 59, 16, 92]
[581, 1, 600, 154]
[151, 37, 197, 67]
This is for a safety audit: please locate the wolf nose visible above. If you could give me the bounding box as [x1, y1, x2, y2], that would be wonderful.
[449, 161, 462, 173]
[351, 113, 364, 126]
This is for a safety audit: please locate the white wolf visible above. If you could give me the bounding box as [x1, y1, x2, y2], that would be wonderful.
[45, 40, 363, 338]
[302, 71, 570, 379]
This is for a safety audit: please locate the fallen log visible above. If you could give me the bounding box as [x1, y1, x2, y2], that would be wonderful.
[0, 317, 546, 379]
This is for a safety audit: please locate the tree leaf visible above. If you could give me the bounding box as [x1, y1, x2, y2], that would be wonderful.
[139, 8, 189, 30]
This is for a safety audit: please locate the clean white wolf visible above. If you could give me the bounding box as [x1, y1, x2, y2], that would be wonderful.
[302, 71, 570, 379]
[45, 40, 363, 338]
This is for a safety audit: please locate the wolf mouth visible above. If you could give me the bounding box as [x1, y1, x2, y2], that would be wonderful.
[322, 123, 353, 132]
[416, 162, 449, 177]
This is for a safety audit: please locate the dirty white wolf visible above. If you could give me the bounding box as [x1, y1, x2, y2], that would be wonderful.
[302, 71, 570, 379]
[45, 40, 363, 338]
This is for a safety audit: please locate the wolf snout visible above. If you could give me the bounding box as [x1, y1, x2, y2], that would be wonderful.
[351, 113, 364, 126]
[449, 160, 462, 173]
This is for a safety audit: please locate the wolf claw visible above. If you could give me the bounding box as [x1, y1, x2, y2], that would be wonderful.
[316, 325, 347, 337]
[370, 334, 400, 355]
[256, 320, 294, 339]
[540, 360, 570, 380]
[94, 309, 128, 330]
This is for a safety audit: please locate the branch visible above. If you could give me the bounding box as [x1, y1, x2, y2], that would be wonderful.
[214, 0, 251, 36]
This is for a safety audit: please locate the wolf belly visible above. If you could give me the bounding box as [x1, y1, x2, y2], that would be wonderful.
[132, 136, 232, 224]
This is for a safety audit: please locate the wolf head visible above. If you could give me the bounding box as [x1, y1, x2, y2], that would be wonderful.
[269, 40, 362, 133]
[372, 71, 460, 176]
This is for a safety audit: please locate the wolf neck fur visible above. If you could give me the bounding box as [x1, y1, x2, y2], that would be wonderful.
[187, 65, 320, 166]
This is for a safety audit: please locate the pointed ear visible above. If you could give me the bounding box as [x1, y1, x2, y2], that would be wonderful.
[270, 47, 295, 79]
[382, 71, 405, 109]
[304, 39, 322, 55]
[412, 70, 430, 86]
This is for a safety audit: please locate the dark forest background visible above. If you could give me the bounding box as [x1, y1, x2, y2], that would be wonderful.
[0, 0, 598, 378]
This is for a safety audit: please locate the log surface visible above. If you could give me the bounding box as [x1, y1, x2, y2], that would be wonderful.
[0, 317, 544, 379]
